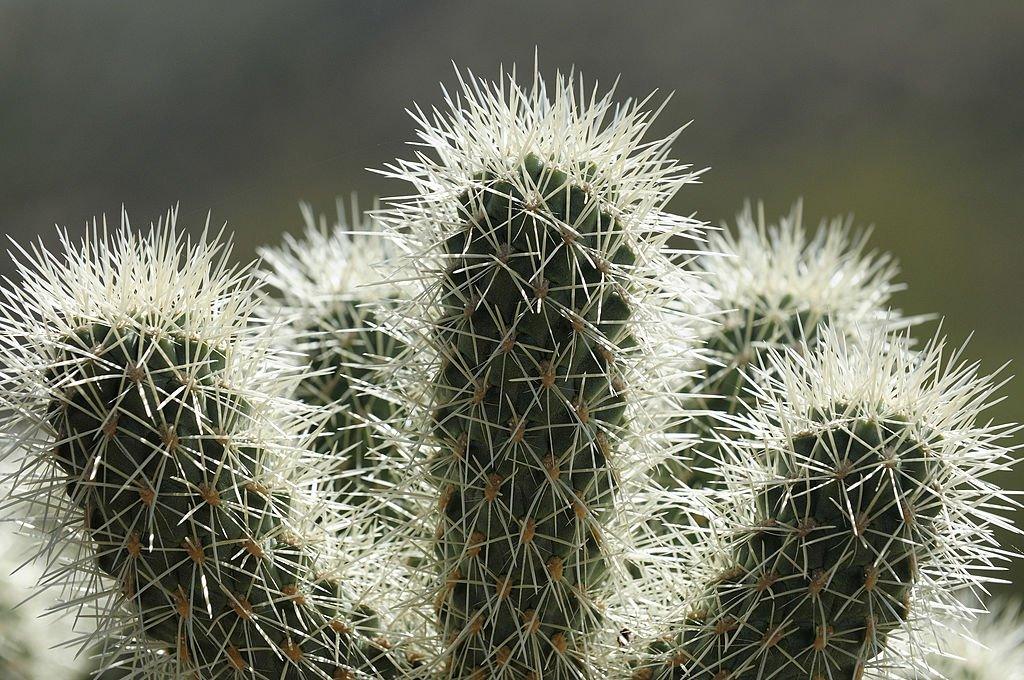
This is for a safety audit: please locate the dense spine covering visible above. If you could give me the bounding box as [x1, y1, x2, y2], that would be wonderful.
[640, 328, 1018, 680]
[0, 211, 411, 678]
[380, 68, 706, 678]
[662, 202, 902, 491]
[259, 201, 406, 517]
[0, 67, 1017, 680]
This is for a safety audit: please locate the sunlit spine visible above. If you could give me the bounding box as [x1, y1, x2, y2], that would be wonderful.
[0, 211, 414, 678]
[259, 200, 408, 521]
[378, 65, 708, 678]
[662, 201, 906, 492]
[639, 328, 1018, 680]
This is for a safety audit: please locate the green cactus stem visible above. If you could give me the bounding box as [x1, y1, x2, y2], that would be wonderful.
[0, 223, 415, 679]
[643, 409, 938, 679]
[639, 327, 1016, 680]
[259, 207, 407, 518]
[427, 152, 637, 678]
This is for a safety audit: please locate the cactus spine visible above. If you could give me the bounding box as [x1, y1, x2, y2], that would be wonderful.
[260, 201, 406, 517]
[641, 328, 1017, 680]
[921, 599, 1024, 680]
[381, 69, 704, 678]
[0, 212, 410, 678]
[0, 522, 90, 679]
[0, 64, 1018, 680]
[663, 202, 902, 491]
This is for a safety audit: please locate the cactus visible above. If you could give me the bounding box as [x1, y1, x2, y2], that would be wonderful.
[259, 200, 407, 518]
[640, 327, 1017, 680]
[661, 202, 904, 491]
[0, 63, 1018, 680]
[379, 68, 706, 678]
[0, 211, 412, 678]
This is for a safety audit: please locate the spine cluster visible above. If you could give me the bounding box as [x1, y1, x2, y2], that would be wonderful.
[379, 69, 704, 678]
[640, 329, 1016, 680]
[0, 217, 410, 678]
[259, 202, 406, 518]
[0, 66, 1018, 680]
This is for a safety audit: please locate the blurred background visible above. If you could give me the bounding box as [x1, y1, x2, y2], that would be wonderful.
[1, 0, 1021, 600]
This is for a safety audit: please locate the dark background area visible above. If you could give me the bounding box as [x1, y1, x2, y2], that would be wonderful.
[2, 2, 1022, 597]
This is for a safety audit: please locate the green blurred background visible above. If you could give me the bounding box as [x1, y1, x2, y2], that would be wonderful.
[2, 2, 1021, 597]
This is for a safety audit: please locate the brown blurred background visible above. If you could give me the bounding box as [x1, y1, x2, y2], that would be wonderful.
[2, 2, 1022, 597]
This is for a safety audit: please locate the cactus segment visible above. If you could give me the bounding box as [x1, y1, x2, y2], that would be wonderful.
[661, 203, 903, 492]
[0, 214, 412, 679]
[648, 412, 935, 679]
[640, 328, 1018, 680]
[50, 320, 400, 677]
[427, 153, 635, 677]
[380, 67, 706, 678]
[259, 204, 406, 516]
